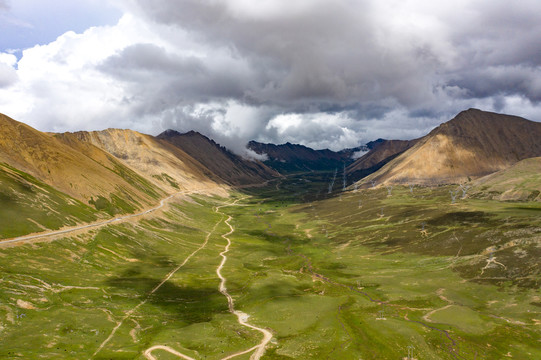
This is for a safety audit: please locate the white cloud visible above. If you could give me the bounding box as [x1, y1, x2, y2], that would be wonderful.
[0, 52, 16, 66]
[0, 0, 540, 154]
[0, 52, 18, 88]
[264, 112, 364, 150]
[352, 150, 369, 159]
[0, 14, 163, 133]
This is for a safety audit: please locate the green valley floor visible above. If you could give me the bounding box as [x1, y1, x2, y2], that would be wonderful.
[0, 173, 539, 359]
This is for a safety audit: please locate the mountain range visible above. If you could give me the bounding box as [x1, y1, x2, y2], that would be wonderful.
[1, 108, 539, 360]
[0, 107, 540, 236]
[247, 140, 365, 173]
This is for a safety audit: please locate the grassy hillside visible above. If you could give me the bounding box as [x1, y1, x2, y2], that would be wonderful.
[0, 195, 228, 358]
[0, 163, 99, 239]
[0, 113, 165, 211]
[472, 157, 541, 201]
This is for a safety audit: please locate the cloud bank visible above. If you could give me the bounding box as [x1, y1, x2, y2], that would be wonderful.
[0, 0, 540, 154]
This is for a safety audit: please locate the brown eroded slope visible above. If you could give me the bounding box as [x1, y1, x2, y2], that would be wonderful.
[356, 109, 541, 186]
[56, 129, 224, 195]
[0, 113, 163, 209]
[158, 130, 279, 185]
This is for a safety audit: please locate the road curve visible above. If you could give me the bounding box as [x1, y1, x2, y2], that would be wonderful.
[143, 345, 196, 360]
[143, 199, 272, 360]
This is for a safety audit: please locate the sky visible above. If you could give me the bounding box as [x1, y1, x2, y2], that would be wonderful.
[1, 0, 540, 157]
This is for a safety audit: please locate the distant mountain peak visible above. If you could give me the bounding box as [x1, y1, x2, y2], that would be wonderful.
[248, 140, 360, 173]
[158, 129, 223, 148]
[183, 130, 205, 137]
[158, 129, 206, 138]
[158, 129, 182, 137]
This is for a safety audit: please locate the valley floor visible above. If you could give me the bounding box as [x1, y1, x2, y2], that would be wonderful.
[0, 174, 539, 359]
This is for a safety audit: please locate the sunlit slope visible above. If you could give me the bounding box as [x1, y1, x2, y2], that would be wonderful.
[0, 113, 164, 213]
[472, 157, 541, 201]
[356, 109, 541, 186]
[0, 163, 99, 239]
[57, 129, 225, 195]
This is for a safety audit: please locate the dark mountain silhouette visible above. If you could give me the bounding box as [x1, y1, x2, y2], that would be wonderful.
[248, 141, 364, 173]
[346, 139, 418, 181]
[158, 130, 279, 185]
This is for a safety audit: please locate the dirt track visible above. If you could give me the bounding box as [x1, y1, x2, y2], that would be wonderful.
[0, 189, 211, 247]
[91, 199, 227, 359]
[143, 198, 272, 360]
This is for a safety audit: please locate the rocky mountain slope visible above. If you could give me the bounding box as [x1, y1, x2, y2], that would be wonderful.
[158, 130, 279, 185]
[57, 129, 218, 193]
[0, 113, 165, 210]
[346, 139, 418, 180]
[355, 109, 541, 186]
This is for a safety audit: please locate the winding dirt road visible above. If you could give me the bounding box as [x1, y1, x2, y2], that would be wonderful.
[143, 199, 272, 360]
[91, 200, 226, 359]
[0, 189, 209, 247]
[216, 209, 272, 360]
[2, 186, 272, 358]
[144, 345, 196, 360]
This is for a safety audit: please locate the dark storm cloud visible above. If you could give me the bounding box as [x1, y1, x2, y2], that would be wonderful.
[98, 43, 251, 115]
[101, 43, 206, 76]
[5, 0, 541, 155]
[123, 0, 444, 113]
[449, 66, 541, 102]
[115, 0, 541, 133]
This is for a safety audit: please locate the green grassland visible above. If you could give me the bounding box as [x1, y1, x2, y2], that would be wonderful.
[470, 157, 541, 202]
[0, 159, 170, 240]
[0, 163, 99, 239]
[0, 173, 539, 359]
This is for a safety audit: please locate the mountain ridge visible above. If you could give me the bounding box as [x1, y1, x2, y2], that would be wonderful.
[3, 108, 540, 198]
[346, 138, 418, 181]
[0, 113, 165, 209]
[354, 108, 541, 187]
[158, 130, 279, 186]
[248, 140, 365, 173]
[56, 128, 220, 194]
